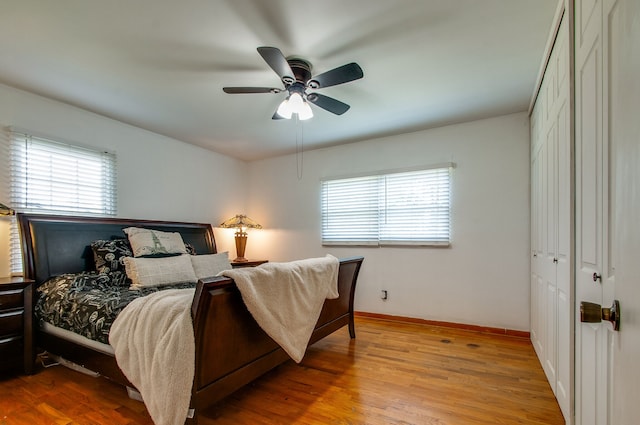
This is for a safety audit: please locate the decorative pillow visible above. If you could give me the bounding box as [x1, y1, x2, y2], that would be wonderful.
[190, 252, 231, 279]
[123, 227, 188, 257]
[105, 270, 130, 287]
[91, 239, 133, 274]
[185, 243, 196, 256]
[123, 255, 197, 289]
[69, 270, 130, 290]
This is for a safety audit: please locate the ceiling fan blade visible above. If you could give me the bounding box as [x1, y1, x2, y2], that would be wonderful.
[310, 63, 363, 89]
[307, 93, 351, 115]
[257, 46, 294, 82]
[223, 87, 282, 94]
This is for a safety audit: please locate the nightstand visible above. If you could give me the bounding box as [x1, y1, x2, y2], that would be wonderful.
[231, 259, 268, 268]
[0, 277, 35, 375]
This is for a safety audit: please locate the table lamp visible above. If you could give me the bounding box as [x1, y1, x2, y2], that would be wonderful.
[219, 214, 262, 262]
[0, 202, 14, 216]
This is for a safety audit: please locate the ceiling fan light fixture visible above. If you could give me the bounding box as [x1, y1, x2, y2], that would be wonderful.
[276, 92, 313, 120]
[276, 97, 293, 119]
[298, 100, 313, 120]
[288, 92, 304, 110]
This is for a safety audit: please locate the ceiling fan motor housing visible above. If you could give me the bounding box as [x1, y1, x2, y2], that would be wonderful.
[286, 58, 313, 86]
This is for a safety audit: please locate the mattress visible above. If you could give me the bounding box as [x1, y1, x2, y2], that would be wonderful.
[41, 321, 114, 355]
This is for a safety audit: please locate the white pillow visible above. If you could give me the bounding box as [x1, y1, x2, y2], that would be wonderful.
[123, 227, 188, 257]
[124, 255, 197, 289]
[190, 252, 232, 279]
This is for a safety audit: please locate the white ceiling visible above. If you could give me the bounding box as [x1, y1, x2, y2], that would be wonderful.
[0, 0, 557, 161]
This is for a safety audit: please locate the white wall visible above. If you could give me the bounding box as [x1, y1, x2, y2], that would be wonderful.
[246, 112, 531, 331]
[0, 83, 247, 276]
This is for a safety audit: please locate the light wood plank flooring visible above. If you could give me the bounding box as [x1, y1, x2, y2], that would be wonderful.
[0, 317, 564, 424]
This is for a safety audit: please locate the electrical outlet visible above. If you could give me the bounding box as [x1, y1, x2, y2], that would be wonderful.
[381, 289, 388, 300]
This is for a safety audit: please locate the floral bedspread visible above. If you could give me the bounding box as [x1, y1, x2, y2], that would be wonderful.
[35, 272, 195, 345]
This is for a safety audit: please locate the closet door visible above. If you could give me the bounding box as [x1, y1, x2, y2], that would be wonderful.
[546, 16, 571, 415]
[530, 103, 544, 361]
[553, 19, 571, 415]
[530, 9, 571, 422]
[542, 110, 558, 389]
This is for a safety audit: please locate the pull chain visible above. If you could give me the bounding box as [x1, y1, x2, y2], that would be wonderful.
[295, 115, 304, 180]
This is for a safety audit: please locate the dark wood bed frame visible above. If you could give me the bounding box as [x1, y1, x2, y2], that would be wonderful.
[18, 213, 363, 423]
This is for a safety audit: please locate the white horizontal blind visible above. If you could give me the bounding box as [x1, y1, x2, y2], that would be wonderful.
[379, 168, 451, 244]
[8, 220, 21, 275]
[321, 166, 452, 246]
[321, 175, 380, 245]
[8, 130, 117, 274]
[10, 132, 117, 215]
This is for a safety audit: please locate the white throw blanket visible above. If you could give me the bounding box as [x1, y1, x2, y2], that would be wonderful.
[221, 254, 340, 363]
[109, 288, 195, 425]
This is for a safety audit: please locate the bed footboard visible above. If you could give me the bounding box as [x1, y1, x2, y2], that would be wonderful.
[189, 256, 363, 416]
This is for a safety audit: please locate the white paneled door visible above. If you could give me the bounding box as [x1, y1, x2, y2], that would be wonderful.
[574, 0, 628, 423]
[610, 0, 640, 422]
[530, 9, 571, 421]
[575, 0, 606, 423]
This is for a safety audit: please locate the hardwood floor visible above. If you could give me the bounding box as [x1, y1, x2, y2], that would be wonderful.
[0, 317, 564, 424]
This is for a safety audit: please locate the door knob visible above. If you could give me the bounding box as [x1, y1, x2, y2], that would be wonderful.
[593, 272, 602, 282]
[580, 300, 620, 331]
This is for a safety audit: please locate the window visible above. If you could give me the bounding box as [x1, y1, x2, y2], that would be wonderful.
[321, 165, 452, 246]
[7, 130, 117, 274]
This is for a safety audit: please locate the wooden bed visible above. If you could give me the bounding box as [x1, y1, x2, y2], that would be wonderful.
[18, 213, 364, 423]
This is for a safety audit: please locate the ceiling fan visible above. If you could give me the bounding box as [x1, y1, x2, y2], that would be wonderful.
[223, 47, 363, 120]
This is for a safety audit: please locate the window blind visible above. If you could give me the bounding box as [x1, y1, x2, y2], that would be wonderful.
[7, 130, 117, 274]
[9, 132, 117, 215]
[321, 165, 452, 246]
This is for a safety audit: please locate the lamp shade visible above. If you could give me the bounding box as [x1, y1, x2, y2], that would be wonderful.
[298, 100, 314, 120]
[276, 92, 313, 120]
[219, 214, 262, 230]
[276, 98, 293, 119]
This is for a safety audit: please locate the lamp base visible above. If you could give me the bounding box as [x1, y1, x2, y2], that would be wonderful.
[234, 234, 248, 263]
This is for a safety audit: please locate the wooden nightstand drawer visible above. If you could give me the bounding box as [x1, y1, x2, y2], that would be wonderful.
[0, 278, 34, 375]
[0, 309, 24, 336]
[0, 335, 23, 370]
[0, 288, 24, 310]
[0, 335, 23, 354]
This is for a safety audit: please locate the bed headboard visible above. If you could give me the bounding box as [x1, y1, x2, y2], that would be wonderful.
[17, 213, 217, 286]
